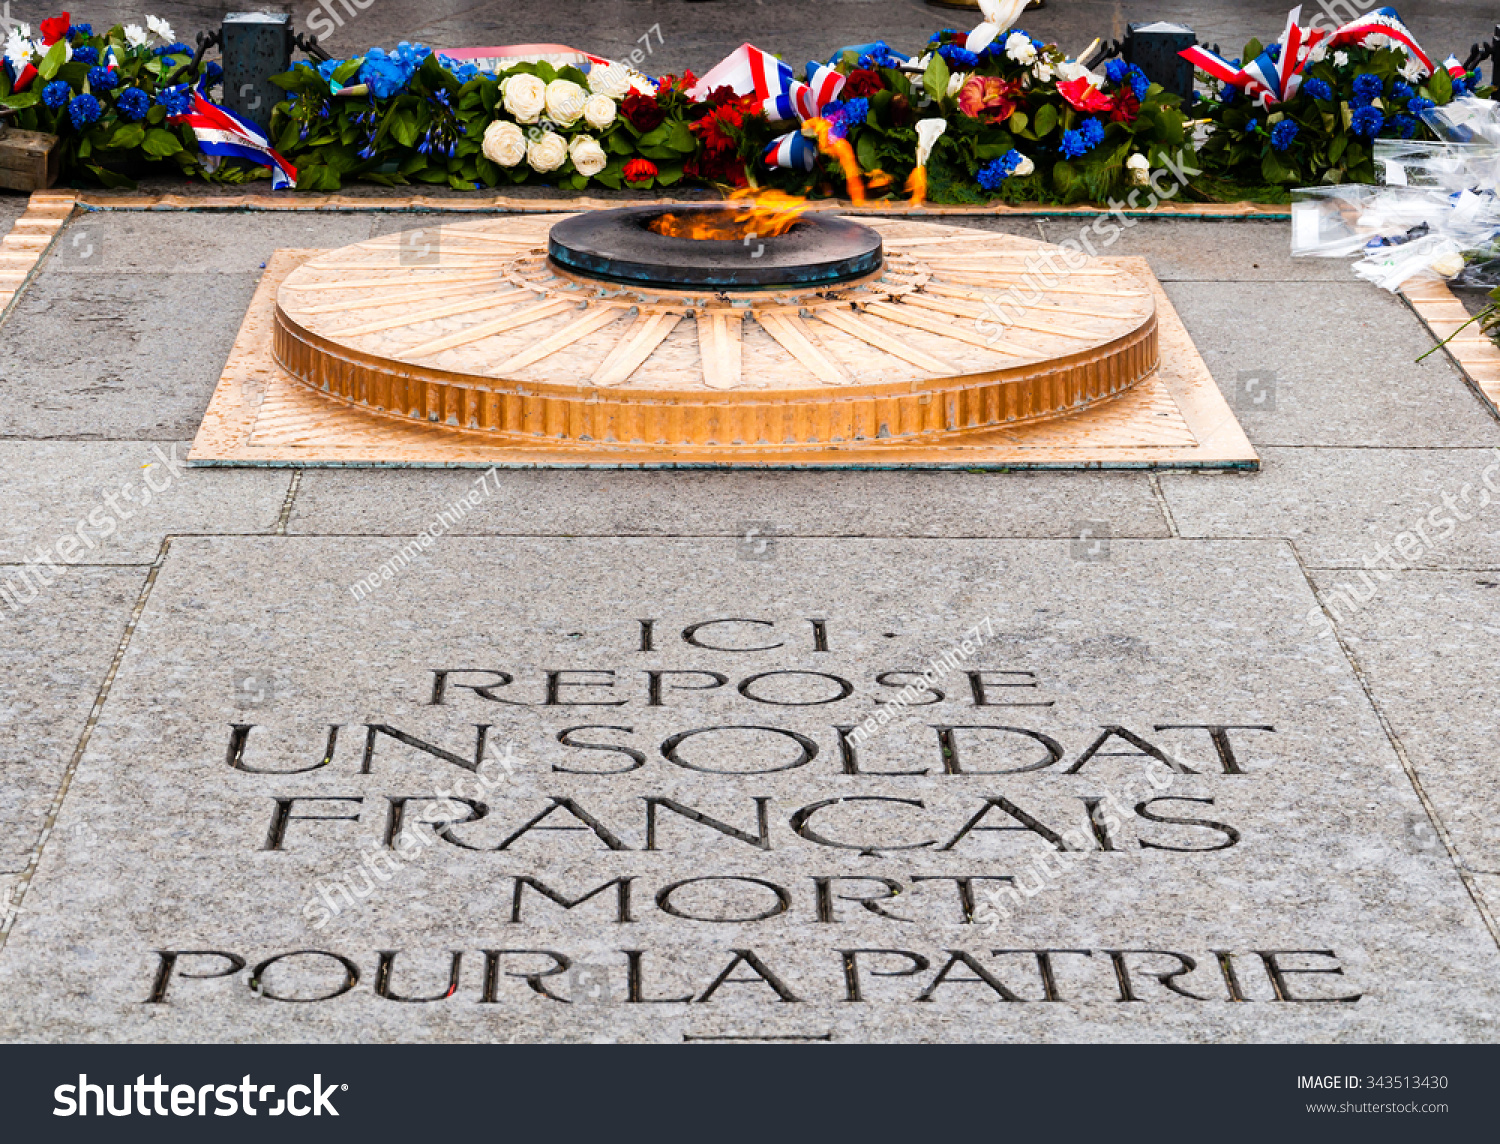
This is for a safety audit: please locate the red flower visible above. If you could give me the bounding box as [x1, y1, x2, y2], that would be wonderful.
[39, 12, 70, 44]
[702, 84, 742, 109]
[957, 76, 1023, 123]
[623, 158, 658, 183]
[1110, 91, 1141, 124]
[843, 68, 886, 99]
[622, 92, 667, 132]
[1057, 76, 1114, 112]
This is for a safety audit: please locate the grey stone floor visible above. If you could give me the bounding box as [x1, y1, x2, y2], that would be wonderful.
[1, 206, 1499, 1042]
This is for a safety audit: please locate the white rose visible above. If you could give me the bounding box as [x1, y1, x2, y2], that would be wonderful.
[583, 93, 616, 129]
[1005, 31, 1037, 66]
[146, 15, 174, 42]
[588, 61, 632, 98]
[1333, 51, 1349, 67]
[569, 134, 608, 177]
[527, 131, 568, 172]
[123, 24, 148, 49]
[502, 73, 547, 124]
[481, 119, 527, 167]
[1309, 42, 1327, 64]
[544, 78, 587, 127]
[1013, 154, 1034, 176]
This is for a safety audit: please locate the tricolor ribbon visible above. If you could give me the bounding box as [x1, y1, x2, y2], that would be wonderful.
[688, 43, 846, 170]
[167, 91, 298, 190]
[1181, 5, 1435, 107]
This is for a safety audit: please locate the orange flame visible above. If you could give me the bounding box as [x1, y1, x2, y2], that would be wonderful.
[649, 188, 808, 240]
[803, 117, 866, 206]
[905, 166, 929, 210]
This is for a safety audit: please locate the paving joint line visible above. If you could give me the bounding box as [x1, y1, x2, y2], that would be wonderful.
[1284, 536, 1500, 953]
[274, 470, 302, 535]
[0, 536, 171, 955]
[1147, 473, 1180, 538]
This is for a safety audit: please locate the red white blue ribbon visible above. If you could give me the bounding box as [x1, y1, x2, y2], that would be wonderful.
[167, 91, 298, 190]
[689, 43, 846, 170]
[1181, 5, 1436, 107]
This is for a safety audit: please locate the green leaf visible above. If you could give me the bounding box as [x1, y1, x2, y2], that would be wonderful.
[1328, 131, 1348, 164]
[1430, 69, 1453, 104]
[389, 109, 420, 148]
[637, 123, 670, 147]
[295, 164, 343, 191]
[855, 132, 880, 173]
[105, 123, 146, 151]
[654, 160, 684, 186]
[142, 127, 183, 158]
[922, 54, 950, 106]
[1007, 110, 1028, 135]
[37, 39, 68, 81]
[1033, 103, 1058, 139]
[1, 92, 39, 109]
[665, 118, 695, 153]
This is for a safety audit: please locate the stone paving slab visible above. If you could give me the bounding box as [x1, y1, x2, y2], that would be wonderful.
[0, 442, 290, 564]
[0, 565, 142, 872]
[288, 470, 1169, 540]
[1162, 447, 1500, 568]
[1161, 283, 1500, 448]
[45, 212, 378, 276]
[0, 536, 1492, 1042]
[0, 272, 259, 440]
[1038, 219, 1352, 283]
[1307, 570, 1500, 875]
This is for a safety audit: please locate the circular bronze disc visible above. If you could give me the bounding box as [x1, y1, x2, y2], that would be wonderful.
[272, 214, 1157, 450]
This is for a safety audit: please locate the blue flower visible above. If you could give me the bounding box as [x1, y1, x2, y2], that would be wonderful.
[72, 45, 98, 65]
[1352, 73, 1383, 102]
[929, 29, 959, 43]
[1059, 128, 1090, 158]
[68, 23, 92, 38]
[1105, 58, 1129, 84]
[1127, 65, 1150, 101]
[116, 86, 149, 120]
[1271, 119, 1299, 151]
[87, 65, 118, 90]
[1302, 77, 1332, 101]
[67, 92, 101, 127]
[1474, 66, 1484, 84]
[1080, 117, 1105, 147]
[938, 44, 979, 69]
[1351, 104, 1384, 137]
[41, 80, 70, 109]
[1245, 118, 1259, 133]
[1266, 44, 1282, 63]
[359, 48, 410, 98]
[977, 158, 1008, 190]
[156, 84, 193, 115]
[152, 41, 191, 58]
[1391, 113, 1418, 138]
[1220, 85, 1238, 105]
[206, 61, 223, 84]
[1409, 96, 1435, 115]
[843, 96, 869, 124]
[1392, 81, 1414, 100]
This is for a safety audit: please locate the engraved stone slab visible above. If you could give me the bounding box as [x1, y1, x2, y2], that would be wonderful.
[0, 536, 1494, 1042]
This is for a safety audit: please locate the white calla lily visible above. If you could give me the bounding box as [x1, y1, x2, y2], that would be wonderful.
[964, 0, 1030, 56]
[915, 118, 948, 168]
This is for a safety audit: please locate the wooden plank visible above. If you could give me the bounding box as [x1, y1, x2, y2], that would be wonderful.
[932, 270, 1147, 299]
[758, 311, 847, 385]
[698, 309, 743, 390]
[920, 282, 1137, 320]
[592, 312, 683, 388]
[295, 281, 506, 315]
[283, 271, 503, 292]
[492, 305, 626, 373]
[815, 306, 953, 374]
[862, 300, 1029, 354]
[334, 289, 532, 337]
[401, 298, 578, 357]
